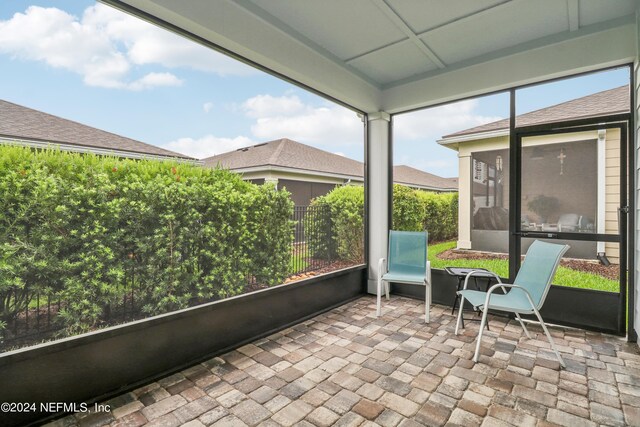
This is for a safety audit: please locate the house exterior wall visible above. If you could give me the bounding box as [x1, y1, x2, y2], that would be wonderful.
[278, 179, 337, 206]
[605, 128, 622, 263]
[455, 129, 621, 262]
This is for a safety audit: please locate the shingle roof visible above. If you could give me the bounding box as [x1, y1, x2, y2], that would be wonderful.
[441, 85, 629, 140]
[0, 99, 193, 159]
[203, 138, 364, 178]
[393, 165, 457, 191]
[204, 138, 456, 191]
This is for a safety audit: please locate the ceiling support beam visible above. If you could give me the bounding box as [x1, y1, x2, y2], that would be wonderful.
[383, 23, 636, 113]
[568, 0, 580, 31]
[372, 0, 445, 69]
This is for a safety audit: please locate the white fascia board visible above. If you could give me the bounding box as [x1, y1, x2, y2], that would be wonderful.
[437, 129, 509, 147]
[382, 21, 636, 113]
[0, 138, 201, 164]
[110, 0, 382, 113]
[230, 166, 364, 183]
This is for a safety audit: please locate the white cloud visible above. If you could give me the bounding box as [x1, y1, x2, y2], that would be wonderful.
[83, 4, 254, 76]
[394, 99, 503, 141]
[393, 99, 502, 177]
[242, 94, 362, 146]
[166, 93, 363, 161]
[0, 4, 254, 90]
[242, 94, 306, 118]
[128, 72, 183, 91]
[203, 102, 214, 113]
[163, 135, 254, 159]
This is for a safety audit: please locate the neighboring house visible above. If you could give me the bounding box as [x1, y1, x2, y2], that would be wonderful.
[204, 138, 456, 205]
[439, 86, 629, 262]
[393, 165, 457, 192]
[0, 99, 194, 161]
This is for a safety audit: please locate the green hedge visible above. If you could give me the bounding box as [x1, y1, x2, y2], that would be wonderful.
[0, 145, 293, 337]
[308, 184, 457, 260]
[307, 185, 364, 262]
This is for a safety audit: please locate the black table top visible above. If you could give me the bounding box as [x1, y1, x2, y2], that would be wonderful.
[444, 266, 495, 278]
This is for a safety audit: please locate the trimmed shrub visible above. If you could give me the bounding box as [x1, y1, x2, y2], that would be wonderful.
[308, 185, 364, 262]
[392, 184, 423, 231]
[0, 145, 293, 336]
[308, 184, 458, 262]
[416, 191, 458, 241]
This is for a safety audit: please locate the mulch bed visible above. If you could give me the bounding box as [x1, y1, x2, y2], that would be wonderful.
[438, 248, 619, 281]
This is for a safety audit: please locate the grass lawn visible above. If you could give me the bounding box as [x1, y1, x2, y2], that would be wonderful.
[289, 254, 309, 274]
[429, 241, 619, 293]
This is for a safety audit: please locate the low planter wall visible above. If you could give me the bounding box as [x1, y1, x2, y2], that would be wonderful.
[0, 266, 366, 427]
[391, 269, 621, 334]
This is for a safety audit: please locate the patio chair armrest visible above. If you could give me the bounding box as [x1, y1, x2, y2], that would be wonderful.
[425, 261, 431, 286]
[463, 270, 502, 290]
[378, 258, 387, 279]
[483, 283, 536, 310]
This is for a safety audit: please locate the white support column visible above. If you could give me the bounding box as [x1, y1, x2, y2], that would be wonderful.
[458, 154, 472, 249]
[367, 112, 391, 294]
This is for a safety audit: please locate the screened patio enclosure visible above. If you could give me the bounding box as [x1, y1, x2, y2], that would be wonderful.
[3, 1, 640, 425]
[98, 0, 640, 331]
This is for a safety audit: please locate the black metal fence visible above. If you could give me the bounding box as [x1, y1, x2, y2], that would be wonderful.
[1, 205, 334, 351]
[290, 205, 334, 274]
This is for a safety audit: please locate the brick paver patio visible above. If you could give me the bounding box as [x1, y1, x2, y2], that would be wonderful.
[47, 296, 640, 427]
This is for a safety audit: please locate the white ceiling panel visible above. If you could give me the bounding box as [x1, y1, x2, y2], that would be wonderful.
[578, 0, 638, 27]
[110, 0, 638, 112]
[247, 0, 407, 60]
[386, 0, 509, 34]
[349, 40, 438, 85]
[421, 0, 568, 66]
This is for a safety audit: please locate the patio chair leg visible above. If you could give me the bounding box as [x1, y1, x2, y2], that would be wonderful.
[385, 281, 390, 300]
[376, 278, 382, 317]
[532, 308, 565, 368]
[454, 295, 465, 335]
[473, 307, 489, 363]
[514, 313, 531, 339]
[424, 282, 430, 323]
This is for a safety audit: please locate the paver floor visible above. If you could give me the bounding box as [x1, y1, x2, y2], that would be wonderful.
[47, 296, 640, 427]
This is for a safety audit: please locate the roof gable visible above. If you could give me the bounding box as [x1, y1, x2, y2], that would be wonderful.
[204, 138, 457, 191]
[393, 165, 457, 191]
[441, 85, 629, 141]
[203, 138, 364, 178]
[0, 99, 193, 159]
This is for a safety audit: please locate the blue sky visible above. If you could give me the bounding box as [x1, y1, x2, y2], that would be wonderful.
[0, 1, 630, 177]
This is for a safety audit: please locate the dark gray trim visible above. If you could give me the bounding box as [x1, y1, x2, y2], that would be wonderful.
[509, 88, 519, 281]
[364, 115, 370, 266]
[628, 66, 637, 342]
[0, 266, 365, 427]
[388, 116, 394, 231]
[514, 115, 631, 135]
[514, 121, 629, 335]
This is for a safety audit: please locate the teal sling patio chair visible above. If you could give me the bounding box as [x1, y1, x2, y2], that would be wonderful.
[455, 240, 569, 367]
[377, 230, 431, 322]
